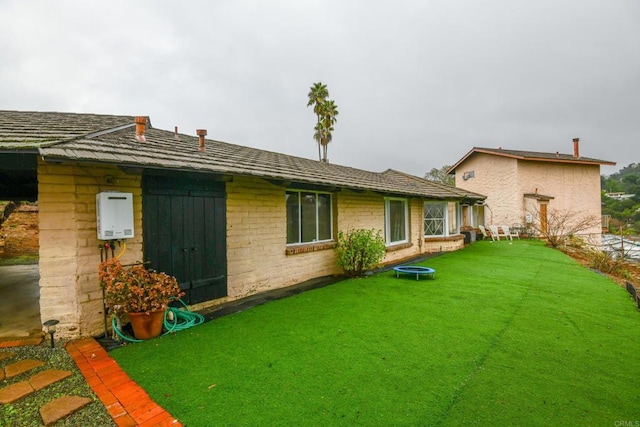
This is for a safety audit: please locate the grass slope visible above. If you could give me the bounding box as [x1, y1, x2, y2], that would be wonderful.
[111, 241, 640, 426]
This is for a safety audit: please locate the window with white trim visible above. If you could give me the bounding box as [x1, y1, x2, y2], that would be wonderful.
[424, 202, 447, 236]
[385, 198, 408, 245]
[424, 201, 461, 236]
[286, 190, 332, 244]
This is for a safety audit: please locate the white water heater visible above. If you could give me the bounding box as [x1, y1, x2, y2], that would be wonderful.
[96, 192, 134, 240]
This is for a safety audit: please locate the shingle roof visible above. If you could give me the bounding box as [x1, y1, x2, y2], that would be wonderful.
[0, 110, 485, 201]
[0, 110, 136, 149]
[448, 146, 615, 173]
[381, 169, 484, 201]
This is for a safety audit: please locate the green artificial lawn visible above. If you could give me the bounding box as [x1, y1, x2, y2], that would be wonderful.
[111, 241, 640, 426]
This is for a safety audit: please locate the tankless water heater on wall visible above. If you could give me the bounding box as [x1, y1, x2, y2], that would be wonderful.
[96, 192, 135, 240]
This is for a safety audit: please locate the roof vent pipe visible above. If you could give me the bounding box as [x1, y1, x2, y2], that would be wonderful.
[197, 129, 207, 152]
[135, 116, 147, 142]
[174, 126, 179, 139]
[573, 137, 580, 158]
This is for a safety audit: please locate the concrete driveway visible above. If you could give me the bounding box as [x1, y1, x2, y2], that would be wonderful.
[0, 264, 41, 338]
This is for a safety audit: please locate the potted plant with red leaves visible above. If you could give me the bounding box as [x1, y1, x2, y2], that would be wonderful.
[99, 258, 184, 339]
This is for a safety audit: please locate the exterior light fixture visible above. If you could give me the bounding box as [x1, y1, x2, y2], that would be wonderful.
[43, 319, 60, 348]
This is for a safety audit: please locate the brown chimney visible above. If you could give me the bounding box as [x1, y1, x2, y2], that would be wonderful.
[135, 116, 147, 142]
[196, 129, 207, 152]
[573, 137, 580, 158]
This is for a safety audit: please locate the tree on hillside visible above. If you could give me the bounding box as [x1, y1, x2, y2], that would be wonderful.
[424, 165, 454, 186]
[307, 82, 338, 162]
[601, 163, 640, 233]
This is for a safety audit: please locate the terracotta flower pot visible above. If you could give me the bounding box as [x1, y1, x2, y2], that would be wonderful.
[127, 310, 165, 340]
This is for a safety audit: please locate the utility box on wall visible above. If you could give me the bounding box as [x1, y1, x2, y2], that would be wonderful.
[96, 192, 135, 240]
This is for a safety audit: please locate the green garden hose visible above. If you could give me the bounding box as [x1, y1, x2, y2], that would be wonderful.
[111, 298, 206, 343]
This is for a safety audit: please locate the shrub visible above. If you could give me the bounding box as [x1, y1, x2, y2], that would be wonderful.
[585, 248, 629, 277]
[528, 208, 600, 248]
[335, 228, 386, 277]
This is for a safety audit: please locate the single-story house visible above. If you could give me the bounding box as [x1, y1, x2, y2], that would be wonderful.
[448, 139, 615, 241]
[0, 110, 485, 339]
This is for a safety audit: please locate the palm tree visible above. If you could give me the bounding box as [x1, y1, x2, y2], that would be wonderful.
[307, 82, 329, 161]
[319, 100, 338, 162]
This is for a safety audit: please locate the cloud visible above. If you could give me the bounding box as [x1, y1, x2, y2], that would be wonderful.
[1, 0, 638, 176]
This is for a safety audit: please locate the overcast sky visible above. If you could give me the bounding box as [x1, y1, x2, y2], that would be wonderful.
[1, 0, 638, 177]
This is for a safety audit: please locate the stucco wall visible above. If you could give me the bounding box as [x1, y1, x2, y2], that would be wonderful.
[455, 154, 520, 225]
[38, 160, 143, 339]
[517, 160, 603, 237]
[454, 153, 603, 239]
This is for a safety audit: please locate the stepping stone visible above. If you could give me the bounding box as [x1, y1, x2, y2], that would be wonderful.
[0, 381, 34, 404]
[0, 337, 43, 348]
[4, 359, 45, 378]
[40, 395, 92, 426]
[30, 369, 73, 391]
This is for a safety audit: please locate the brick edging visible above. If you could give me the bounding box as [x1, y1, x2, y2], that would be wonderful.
[66, 338, 182, 426]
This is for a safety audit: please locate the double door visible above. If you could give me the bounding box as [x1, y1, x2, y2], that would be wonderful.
[143, 174, 227, 304]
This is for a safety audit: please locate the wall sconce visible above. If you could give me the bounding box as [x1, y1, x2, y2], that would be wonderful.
[43, 319, 60, 348]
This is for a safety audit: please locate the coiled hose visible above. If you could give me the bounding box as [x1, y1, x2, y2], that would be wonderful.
[112, 298, 206, 343]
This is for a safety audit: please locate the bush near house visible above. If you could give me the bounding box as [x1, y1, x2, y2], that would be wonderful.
[335, 228, 386, 277]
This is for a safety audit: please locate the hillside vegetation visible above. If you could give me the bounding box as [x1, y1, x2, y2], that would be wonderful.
[601, 163, 640, 233]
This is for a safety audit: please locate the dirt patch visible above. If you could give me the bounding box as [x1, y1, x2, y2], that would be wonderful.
[0, 204, 38, 258]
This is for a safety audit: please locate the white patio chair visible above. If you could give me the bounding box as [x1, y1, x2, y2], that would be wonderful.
[502, 225, 519, 240]
[478, 225, 492, 241]
[489, 225, 506, 241]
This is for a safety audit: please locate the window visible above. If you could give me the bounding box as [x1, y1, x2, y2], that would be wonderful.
[286, 190, 332, 244]
[448, 202, 459, 235]
[385, 198, 408, 245]
[424, 201, 461, 236]
[424, 202, 447, 236]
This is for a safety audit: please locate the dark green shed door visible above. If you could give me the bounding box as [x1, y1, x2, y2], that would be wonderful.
[143, 174, 227, 304]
